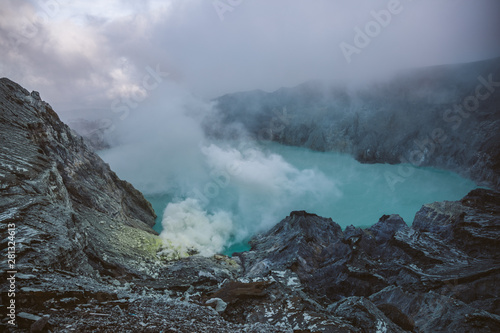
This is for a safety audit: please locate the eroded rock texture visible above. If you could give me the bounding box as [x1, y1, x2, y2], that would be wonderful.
[232, 189, 500, 332]
[0, 77, 158, 278]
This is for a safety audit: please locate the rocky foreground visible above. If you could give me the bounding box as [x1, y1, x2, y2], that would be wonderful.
[1, 78, 499, 332]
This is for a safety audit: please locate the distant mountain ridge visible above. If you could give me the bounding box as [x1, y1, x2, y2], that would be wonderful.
[206, 57, 500, 189]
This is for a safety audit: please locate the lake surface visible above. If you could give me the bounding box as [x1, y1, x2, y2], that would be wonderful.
[100, 141, 477, 256]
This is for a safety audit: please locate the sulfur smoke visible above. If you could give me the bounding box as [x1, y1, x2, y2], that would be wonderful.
[99, 82, 341, 257]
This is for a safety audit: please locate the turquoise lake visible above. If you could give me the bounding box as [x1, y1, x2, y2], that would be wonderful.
[100, 141, 477, 256]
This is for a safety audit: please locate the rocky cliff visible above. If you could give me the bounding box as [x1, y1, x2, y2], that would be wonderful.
[1, 78, 499, 332]
[206, 57, 500, 189]
[0, 77, 159, 278]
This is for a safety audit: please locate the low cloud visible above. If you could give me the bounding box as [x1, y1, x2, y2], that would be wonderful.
[1, 0, 499, 120]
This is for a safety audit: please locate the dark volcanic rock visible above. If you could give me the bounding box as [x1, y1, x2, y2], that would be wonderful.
[369, 286, 500, 332]
[0, 77, 158, 277]
[368, 214, 407, 242]
[240, 211, 347, 279]
[327, 296, 407, 333]
[1, 270, 284, 333]
[235, 189, 500, 332]
[413, 188, 500, 258]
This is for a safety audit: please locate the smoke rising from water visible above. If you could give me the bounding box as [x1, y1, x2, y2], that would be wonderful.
[158, 142, 341, 257]
[99, 82, 342, 256]
[159, 198, 234, 257]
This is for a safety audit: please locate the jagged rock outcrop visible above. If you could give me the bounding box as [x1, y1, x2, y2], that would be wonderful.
[231, 189, 500, 332]
[0, 77, 158, 278]
[206, 57, 500, 189]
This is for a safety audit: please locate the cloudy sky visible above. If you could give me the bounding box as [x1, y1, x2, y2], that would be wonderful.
[1, 0, 499, 119]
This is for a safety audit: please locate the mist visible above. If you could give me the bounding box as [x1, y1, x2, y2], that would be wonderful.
[99, 81, 344, 256]
[1, 0, 500, 119]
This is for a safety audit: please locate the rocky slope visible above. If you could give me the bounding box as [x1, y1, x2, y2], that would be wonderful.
[0, 77, 160, 278]
[234, 188, 500, 331]
[206, 57, 500, 189]
[1, 78, 499, 332]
